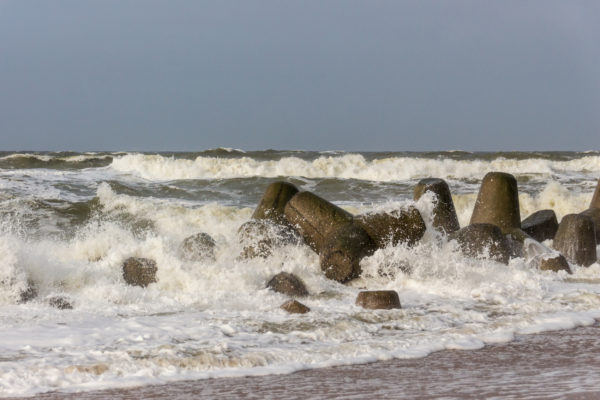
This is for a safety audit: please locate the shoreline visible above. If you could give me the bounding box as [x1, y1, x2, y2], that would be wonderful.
[15, 323, 600, 400]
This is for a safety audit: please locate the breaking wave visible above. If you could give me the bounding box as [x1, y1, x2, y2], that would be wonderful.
[109, 153, 600, 182]
[1, 150, 600, 397]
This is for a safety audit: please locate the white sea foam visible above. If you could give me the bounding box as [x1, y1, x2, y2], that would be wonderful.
[1, 152, 600, 397]
[109, 153, 600, 182]
[1, 182, 600, 396]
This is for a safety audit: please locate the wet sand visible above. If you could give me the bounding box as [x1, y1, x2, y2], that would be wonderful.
[15, 324, 600, 400]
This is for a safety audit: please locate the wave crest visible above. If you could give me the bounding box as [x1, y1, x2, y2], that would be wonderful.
[109, 153, 600, 181]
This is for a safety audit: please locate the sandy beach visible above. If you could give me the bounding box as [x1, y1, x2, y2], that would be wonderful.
[15, 323, 599, 400]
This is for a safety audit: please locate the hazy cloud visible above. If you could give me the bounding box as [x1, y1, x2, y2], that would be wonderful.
[1, 1, 598, 151]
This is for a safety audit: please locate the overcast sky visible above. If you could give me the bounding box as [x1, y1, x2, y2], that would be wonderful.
[0, 1, 598, 151]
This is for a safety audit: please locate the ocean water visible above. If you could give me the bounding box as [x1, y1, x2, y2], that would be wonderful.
[0, 150, 599, 397]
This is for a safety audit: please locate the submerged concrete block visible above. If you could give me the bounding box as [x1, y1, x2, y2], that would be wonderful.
[280, 299, 310, 314]
[266, 272, 309, 297]
[180, 232, 216, 261]
[539, 254, 571, 274]
[238, 220, 301, 259]
[553, 214, 597, 267]
[355, 290, 401, 310]
[122, 257, 157, 287]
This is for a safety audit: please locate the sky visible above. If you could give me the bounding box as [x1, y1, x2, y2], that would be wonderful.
[0, 1, 599, 151]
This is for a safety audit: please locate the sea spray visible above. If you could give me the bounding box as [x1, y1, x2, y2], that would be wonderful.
[0, 150, 599, 397]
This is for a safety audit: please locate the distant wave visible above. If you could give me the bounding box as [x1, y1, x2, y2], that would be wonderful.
[109, 153, 600, 181]
[0, 153, 114, 169]
[202, 147, 246, 155]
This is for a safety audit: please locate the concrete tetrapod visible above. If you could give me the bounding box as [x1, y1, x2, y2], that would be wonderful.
[266, 272, 309, 297]
[356, 206, 426, 248]
[251, 181, 299, 224]
[238, 182, 302, 259]
[590, 178, 600, 209]
[320, 222, 377, 282]
[19, 280, 37, 303]
[470, 172, 521, 233]
[355, 290, 401, 310]
[553, 214, 597, 267]
[521, 210, 558, 243]
[284, 191, 354, 254]
[238, 220, 301, 259]
[280, 300, 310, 314]
[122, 257, 157, 287]
[449, 223, 511, 264]
[580, 208, 600, 244]
[48, 296, 74, 310]
[505, 227, 537, 259]
[413, 178, 460, 234]
[539, 254, 572, 274]
[179, 232, 216, 261]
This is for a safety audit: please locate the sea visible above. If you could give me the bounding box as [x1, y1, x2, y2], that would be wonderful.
[0, 149, 599, 397]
